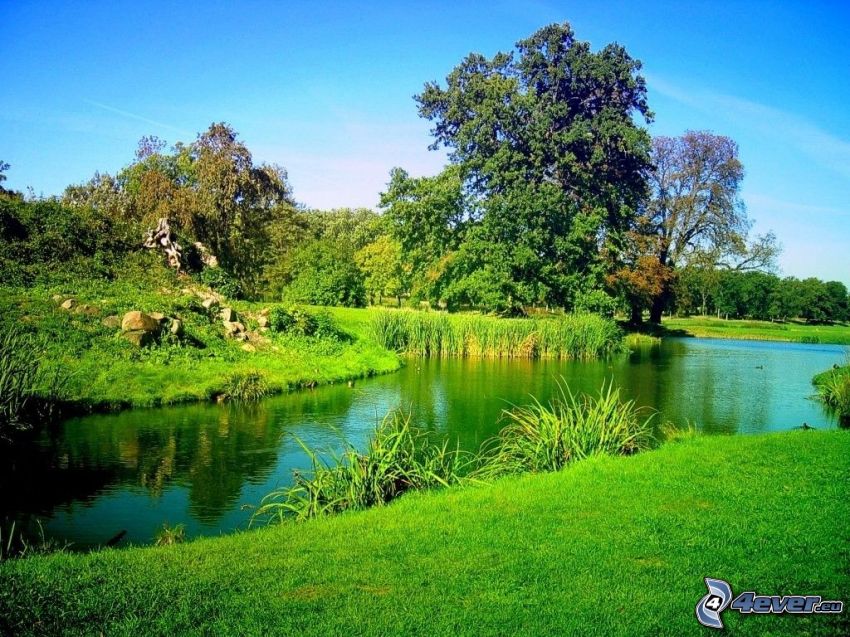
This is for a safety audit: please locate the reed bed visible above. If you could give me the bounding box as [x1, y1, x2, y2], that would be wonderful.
[370, 310, 623, 360]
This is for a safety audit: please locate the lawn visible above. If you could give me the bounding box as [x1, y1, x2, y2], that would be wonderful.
[662, 316, 850, 345]
[2, 430, 847, 636]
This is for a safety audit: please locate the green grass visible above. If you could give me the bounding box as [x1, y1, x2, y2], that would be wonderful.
[662, 316, 850, 345]
[370, 309, 623, 359]
[813, 365, 850, 418]
[476, 380, 654, 477]
[1, 430, 847, 636]
[0, 260, 400, 411]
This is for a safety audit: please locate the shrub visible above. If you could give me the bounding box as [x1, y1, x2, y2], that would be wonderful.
[199, 267, 243, 300]
[814, 365, 850, 417]
[268, 306, 342, 340]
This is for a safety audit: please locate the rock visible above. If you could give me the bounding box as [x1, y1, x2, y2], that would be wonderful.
[76, 304, 100, 316]
[241, 343, 256, 353]
[257, 315, 270, 328]
[122, 330, 153, 347]
[61, 298, 77, 310]
[202, 298, 219, 311]
[220, 307, 237, 322]
[259, 308, 271, 317]
[223, 321, 245, 336]
[101, 315, 121, 329]
[121, 311, 160, 333]
[148, 312, 167, 324]
[169, 319, 184, 336]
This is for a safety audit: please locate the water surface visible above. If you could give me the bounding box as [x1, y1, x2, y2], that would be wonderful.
[2, 338, 844, 548]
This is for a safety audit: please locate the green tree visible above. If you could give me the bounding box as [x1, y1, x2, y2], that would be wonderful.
[638, 131, 779, 322]
[355, 235, 407, 305]
[414, 22, 653, 311]
[282, 239, 366, 307]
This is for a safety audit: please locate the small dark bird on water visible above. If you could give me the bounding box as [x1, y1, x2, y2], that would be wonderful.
[797, 422, 815, 430]
[755, 365, 764, 369]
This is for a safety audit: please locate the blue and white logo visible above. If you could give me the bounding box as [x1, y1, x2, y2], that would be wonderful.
[696, 578, 733, 629]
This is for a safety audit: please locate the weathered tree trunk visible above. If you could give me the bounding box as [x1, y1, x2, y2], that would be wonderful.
[143, 218, 182, 270]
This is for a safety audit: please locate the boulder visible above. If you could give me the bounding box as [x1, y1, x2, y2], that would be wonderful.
[259, 308, 271, 317]
[61, 298, 77, 310]
[241, 343, 256, 353]
[169, 319, 184, 336]
[101, 315, 121, 329]
[122, 330, 153, 347]
[202, 298, 219, 311]
[121, 311, 160, 333]
[220, 307, 237, 322]
[148, 312, 167, 324]
[257, 315, 270, 328]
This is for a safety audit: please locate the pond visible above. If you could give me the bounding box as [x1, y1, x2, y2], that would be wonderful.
[1, 337, 845, 549]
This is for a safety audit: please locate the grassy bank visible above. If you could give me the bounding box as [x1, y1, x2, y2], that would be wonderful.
[0, 264, 400, 411]
[662, 316, 850, 345]
[371, 309, 623, 359]
[813, 365, 850, 418]
[1, 430, 847, 636]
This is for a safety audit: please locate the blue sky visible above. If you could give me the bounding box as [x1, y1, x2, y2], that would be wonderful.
[2, 1, 848, 284]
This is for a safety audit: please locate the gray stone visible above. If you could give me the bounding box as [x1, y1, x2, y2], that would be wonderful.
[257, 315, 270, 328]
[60, 298, 77, 310]
[169, 319, 184, 336]
[220, 307, 237, 322]
[202, 298, 219, 310]
[148, 312, 167, 323]
[122, 330, 153, 347]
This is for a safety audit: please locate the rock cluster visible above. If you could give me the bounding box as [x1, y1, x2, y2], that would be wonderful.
[119, 310, 183, 347]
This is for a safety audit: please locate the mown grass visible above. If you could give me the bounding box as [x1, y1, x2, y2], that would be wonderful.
[663, 316, 850, 345]
[1, 430, 846, 636]
[371, 309, 623, 359]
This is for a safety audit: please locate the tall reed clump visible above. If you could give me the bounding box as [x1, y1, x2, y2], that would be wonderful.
[0, 326, 60, 439]
[475, 379, 655, 478]
[370, 310, 623, 360]
[221, 371, 270, 402]
[254, 410, 473, 522]
[814, 365, 850, 417]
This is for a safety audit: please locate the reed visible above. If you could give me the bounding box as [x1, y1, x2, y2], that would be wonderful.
[254, 410, 474, 522]
[370, 310, 622, 360]
[221, 371, 270, 402]
[475, 379, 655, 478]
[0, 327, 46, 438]
[814, 365, 850, 417]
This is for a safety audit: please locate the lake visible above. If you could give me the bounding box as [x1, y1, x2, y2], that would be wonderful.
[2, 337, 845, 549]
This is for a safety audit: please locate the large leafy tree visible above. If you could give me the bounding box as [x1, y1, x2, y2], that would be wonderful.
[414, 22, 653, 311]
[626, 131, 779, 323]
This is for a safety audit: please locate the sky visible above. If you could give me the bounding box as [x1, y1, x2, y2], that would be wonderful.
[2, 0, 849, 284]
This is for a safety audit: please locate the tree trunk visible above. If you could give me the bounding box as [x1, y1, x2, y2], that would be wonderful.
[630, 303, 642, 326]
[649, 294, 665, 324]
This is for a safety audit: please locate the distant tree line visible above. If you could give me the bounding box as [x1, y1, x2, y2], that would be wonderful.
[673, 269, 849, 323]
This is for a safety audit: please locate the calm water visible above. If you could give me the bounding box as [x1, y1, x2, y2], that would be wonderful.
[2, 338, 845, 549]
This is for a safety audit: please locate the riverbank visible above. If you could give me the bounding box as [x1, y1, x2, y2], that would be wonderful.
[1, 429, 846, 636]
[659, 316, 850, 345]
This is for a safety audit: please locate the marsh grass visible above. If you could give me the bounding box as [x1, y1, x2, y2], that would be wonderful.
[0, 520, 66, 561]
[475, 379, 655, 478]
[371, 310, 622, 360]
[814, 364, 850, 417]
[254, 410, 474, 522]
[221, 371, 270, 402]
[154, 523, 186, 546]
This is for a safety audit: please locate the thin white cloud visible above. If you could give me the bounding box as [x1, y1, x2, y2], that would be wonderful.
[646, 74, 850, 179]
[83, 99, 192, 137]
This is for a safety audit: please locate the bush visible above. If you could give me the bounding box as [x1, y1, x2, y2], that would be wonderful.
[268, 306, 342, 340]
[199, 267, 243, 300]
[221, 371, 270, 402]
